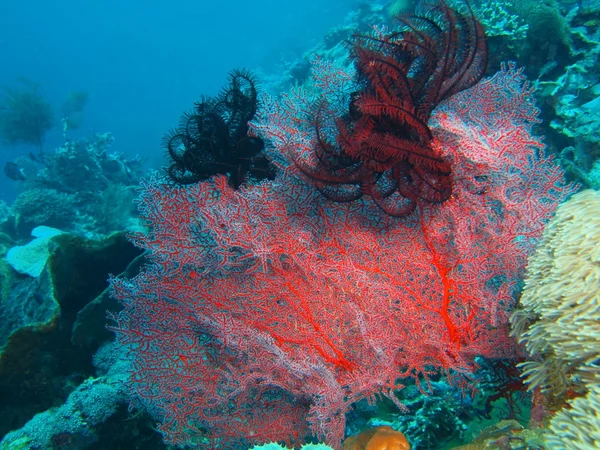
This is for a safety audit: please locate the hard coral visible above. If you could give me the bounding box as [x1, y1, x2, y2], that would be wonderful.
[294, 0, 487, 216]
[342, 426, 410, 450]
[11, 188, 75, 237]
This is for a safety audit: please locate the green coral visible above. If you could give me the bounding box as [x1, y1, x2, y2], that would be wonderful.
[0, 79, 53, 151]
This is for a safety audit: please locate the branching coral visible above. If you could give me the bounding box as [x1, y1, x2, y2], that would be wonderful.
[472, 0, 528, 41]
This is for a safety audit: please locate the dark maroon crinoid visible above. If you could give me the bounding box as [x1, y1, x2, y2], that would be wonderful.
[299, 0, 487, 216]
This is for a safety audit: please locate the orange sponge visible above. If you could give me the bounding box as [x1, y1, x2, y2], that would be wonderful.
[342, 426, 411, 450]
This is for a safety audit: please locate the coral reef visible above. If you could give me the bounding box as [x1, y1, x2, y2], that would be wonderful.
[540, 65, 600, 186]
[449, 419, 546, 450]
[3, 0, 599, 448]
[256, 2, 388, 96]
[380, 382, 471, 449]
[0, 232, 143, 441]
[256, 0, 600, 197]
[510, 0, 573, 78]
[250, 443, 334, 450]
[5, 226, 64, 277]
[27, 133, 140, 192]
[0, 342, 164, 450]
[11, 188, 76, 237]
[472, 0, 529, 44]
[0, 375, 128, 450]
[5, 133, 143, 238]
[546, 385, 600, 448]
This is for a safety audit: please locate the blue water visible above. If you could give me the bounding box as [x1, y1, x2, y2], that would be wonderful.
[0, 0, 358, 203]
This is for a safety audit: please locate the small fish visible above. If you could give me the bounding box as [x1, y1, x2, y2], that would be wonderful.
[3, 162, 26, 181]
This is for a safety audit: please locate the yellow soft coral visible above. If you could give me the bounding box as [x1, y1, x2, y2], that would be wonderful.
[510, 189, 600, 396]
[510, 189, 600, 447]
[546, 385, 600, 448]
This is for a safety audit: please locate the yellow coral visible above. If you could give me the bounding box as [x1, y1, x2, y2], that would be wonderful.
[510, 189, 600, 447]
[546, 385, 600, 449]
[510, 189, 600, 396]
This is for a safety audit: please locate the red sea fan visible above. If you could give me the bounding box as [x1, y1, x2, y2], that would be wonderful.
[113, 64, 574, 448]
[292, 0, 487, 216]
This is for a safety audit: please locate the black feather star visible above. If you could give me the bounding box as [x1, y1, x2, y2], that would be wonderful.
[163, 70, 276, 188]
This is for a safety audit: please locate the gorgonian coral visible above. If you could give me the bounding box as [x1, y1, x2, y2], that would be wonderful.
[113, 64, 574, 448]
